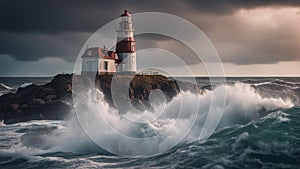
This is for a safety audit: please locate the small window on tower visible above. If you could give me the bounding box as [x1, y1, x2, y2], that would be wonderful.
[131, 42, 135, 52]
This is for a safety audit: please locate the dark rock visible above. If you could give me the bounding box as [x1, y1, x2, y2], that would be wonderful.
[46, 95, 57, 101]
[10, 103, 20, 111]
[0, 74, 73, 124]
[31, 98, 46, 105]
[93, 74, 201, 111]
[0, 73, 202, 124]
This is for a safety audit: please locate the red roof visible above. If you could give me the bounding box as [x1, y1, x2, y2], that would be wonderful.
[81, 47, 116, 60]
[120, 10, 130, 17]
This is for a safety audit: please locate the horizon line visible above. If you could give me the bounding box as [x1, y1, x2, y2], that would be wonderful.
[0, 74, 300, 78]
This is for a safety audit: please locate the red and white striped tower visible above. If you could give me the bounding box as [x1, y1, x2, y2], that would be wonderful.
[116, 10, 136, 73]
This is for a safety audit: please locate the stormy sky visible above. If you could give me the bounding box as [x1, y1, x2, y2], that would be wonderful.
[0, 0, 300, 76]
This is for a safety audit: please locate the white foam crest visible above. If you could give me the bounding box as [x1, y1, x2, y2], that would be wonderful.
[214, 83, 293, 127]
[225, 83, 292, 111]
[8, 120, 62, 128]
[73, 89, 199, 156]
[0, 143, 51, 163]
[4, 82, 293, 157]
[253, 79, 300, 90]
[262, 111, 290, 123]
[0, 83, 13, 90]
[0, 120, 5, 126]
[67, 82, 293, 156]
[20, 82, 33, 88]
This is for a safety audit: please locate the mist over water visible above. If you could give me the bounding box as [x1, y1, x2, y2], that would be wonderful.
[0, 78, 299, 168]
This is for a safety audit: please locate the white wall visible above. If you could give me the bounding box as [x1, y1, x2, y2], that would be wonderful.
[82, 57, 99, 72]
[98, 58, 116, 73]
[117, 53, 136, 72]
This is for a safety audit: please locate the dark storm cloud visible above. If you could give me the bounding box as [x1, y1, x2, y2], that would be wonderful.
[0, 0, 300, 64]
[0, 31, 90, 62]
[1, 0, 300, 34]
[0, 0, 177, 62]
[135, 34, 199, 66]
[185, 0, 300, 14]
[0, 0, 172, 34]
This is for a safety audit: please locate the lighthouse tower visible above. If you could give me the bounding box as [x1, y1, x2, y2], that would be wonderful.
[116, 10, 136, 73]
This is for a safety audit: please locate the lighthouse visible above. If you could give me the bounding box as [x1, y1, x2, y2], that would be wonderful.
[116, 10, 137, 73]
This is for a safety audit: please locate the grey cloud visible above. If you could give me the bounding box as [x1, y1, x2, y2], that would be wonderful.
[0, 31, 90, 62]
[185, 0, 300, 14]
[0, 0, 174, 34]
[0, 54, 74, 76]
[1, 0, 300, 34]
[0, 0, 300, 65]
[199, 10, 300, 65]
[136, 34, 199, 66]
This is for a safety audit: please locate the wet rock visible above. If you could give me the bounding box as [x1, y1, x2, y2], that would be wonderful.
[0, 74, 73, 124]
[0, 73, 202, 124]
[31, 98, 46, 105]
[10, 103, 20, 111]
[46, 95, 57, 101]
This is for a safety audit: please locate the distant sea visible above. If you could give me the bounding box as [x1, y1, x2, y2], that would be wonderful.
[0, 77, 53, 96]
[0, 76, 299, 168]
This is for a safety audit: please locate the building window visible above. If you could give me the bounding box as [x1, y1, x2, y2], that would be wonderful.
[87, 50, 92, 56]
[104, 61, 108, 70]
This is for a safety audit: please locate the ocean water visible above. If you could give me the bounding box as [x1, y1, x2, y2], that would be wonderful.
[0, 77, 300, 168]
[0, 77, 52, 96]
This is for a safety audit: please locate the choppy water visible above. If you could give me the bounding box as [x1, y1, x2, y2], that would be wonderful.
[0, 77, 299, 168]
[0, 77, 52, 96]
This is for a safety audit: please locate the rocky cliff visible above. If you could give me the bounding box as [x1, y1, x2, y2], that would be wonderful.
[0, 74, 202, 124]
[0, 74, 73, 124]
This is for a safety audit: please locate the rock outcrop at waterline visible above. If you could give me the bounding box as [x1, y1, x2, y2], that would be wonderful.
[0, 74, 202, 124]
[0, 74, 73, 124]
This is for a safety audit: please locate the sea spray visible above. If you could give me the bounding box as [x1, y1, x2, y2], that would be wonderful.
[0, 77, 298, 168]
[0, 82, 293, 159]
[72, 82, 293, 156]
